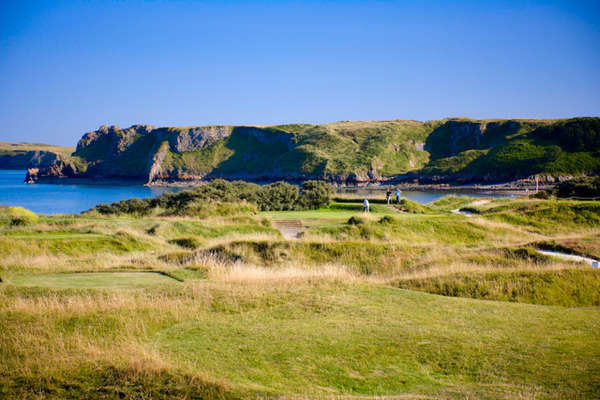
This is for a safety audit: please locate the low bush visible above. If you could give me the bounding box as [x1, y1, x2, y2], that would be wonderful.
[395, 198, 428, 213]
[530, 190, 552, 199]
[297, 181, 334, 209]
[347, 216, 366, 225]
[90, 179, 334, 216]
[0, 205, 39, 226]
[256, 182, 299, 211]
[378, 215, 397, 225]
[168, 237, 201, 249]
[555, 176, 600, 199]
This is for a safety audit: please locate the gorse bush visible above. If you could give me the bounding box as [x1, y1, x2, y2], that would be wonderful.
[257, 182, 299, 211]
[555, 176, 600, 199]
[297, 181, 334, 210]
[91, 179, 334, 216]
[0, 205, 39, 226]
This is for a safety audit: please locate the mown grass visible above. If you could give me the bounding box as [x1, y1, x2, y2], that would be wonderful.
[6, 271, 181, 289]
[1, 281, 599, 399]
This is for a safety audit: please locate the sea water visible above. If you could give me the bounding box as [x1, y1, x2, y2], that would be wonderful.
[0, 170, 178, 215]
[0, 170, 514, 215]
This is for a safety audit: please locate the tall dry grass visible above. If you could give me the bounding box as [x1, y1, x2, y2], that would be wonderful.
[390, 260, 588, 281]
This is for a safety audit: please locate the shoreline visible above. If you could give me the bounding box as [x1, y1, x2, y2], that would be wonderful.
[25, 178, 547, 195]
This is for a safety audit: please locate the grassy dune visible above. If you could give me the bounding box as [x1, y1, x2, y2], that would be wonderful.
[0, 196, 599, 399]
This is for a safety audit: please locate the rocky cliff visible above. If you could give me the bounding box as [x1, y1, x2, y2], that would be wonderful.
[0, 142, 73, 170]
[0, 150, 62, 170]
[25, 117, 600, 185]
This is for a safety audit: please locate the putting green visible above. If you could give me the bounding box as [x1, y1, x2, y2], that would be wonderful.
[7, 272, 179, 289]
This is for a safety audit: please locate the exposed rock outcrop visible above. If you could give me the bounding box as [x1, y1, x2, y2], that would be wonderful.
[172, 126, 232, 152]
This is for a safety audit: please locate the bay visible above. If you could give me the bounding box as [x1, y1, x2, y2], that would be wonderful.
[0, 170, 514, 215]
[0, 170, 178, 215]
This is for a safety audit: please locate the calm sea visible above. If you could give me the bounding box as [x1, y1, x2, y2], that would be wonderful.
[0, 170, 178, 215]
[0, 170, 513, 215]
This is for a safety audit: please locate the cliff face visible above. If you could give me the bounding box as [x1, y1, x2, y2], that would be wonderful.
[0, 151, 63, 170]
[25, 117, 600, 185]
[0, 141, 74, 170]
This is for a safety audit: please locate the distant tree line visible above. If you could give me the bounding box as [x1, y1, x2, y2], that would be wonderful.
[91, 179, 334, 216]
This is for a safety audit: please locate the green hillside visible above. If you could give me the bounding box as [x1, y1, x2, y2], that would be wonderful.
[26, 117, 600, 184]
[422, 117, 600, 179]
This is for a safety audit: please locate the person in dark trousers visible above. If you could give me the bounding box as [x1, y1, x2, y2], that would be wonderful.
[395, 188, 402, 204]
[386, 188, 392, 205]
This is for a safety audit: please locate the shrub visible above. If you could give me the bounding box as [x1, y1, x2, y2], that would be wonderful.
[297, 180, 333, 210]
[530, 190, 552, 199]
[555, 176, 600, 199]
[257, 182, 299, 211]
[347, 216, 366, 225]
[89, 179, 331, 216]
[378, 215, 397, 225]
[168, 237, 201, 249]
[0, 205, 39, 226]
[396, 198, 427, 213]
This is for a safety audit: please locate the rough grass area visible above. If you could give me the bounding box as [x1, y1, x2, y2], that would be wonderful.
[1, 282, 598, 399]
[0, 196, 599, 399]
[394, 269, 600, 306]
[478, 199, 600, 233]
[0, 231, 150, 257]
[7, 272, 180, 289]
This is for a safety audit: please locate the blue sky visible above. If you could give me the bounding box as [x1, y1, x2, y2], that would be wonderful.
[1, 0, 599, 145]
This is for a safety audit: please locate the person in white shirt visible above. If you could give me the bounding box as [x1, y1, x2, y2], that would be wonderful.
[363, 198, 370, 213]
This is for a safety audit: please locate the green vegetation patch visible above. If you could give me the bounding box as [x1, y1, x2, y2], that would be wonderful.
[394, 269, 600, 307]
[555, 176, 600, 199]
[0, 364, 237, 400]
[0, 205, 39, 226]
[6, 272, 180, 289]
[151, 283, 600, 398]
[168, 237, 201, 249]
[318, 214, 490, 244]
[91, 179, 334, 217]
[0, 231, 150, 257]
[479, 199, 600, 232]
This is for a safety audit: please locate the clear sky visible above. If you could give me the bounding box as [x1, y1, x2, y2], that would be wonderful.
[1, 0, 599, 145]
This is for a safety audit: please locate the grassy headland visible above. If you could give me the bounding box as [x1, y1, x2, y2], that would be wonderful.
[24, 117, 600, 184]
[0, 141, 74, 169]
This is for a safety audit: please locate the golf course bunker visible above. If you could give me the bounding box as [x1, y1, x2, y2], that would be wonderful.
[8, 271, 181, 289]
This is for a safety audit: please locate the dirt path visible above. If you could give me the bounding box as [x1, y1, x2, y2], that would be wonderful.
[273, 219, 306, 240]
